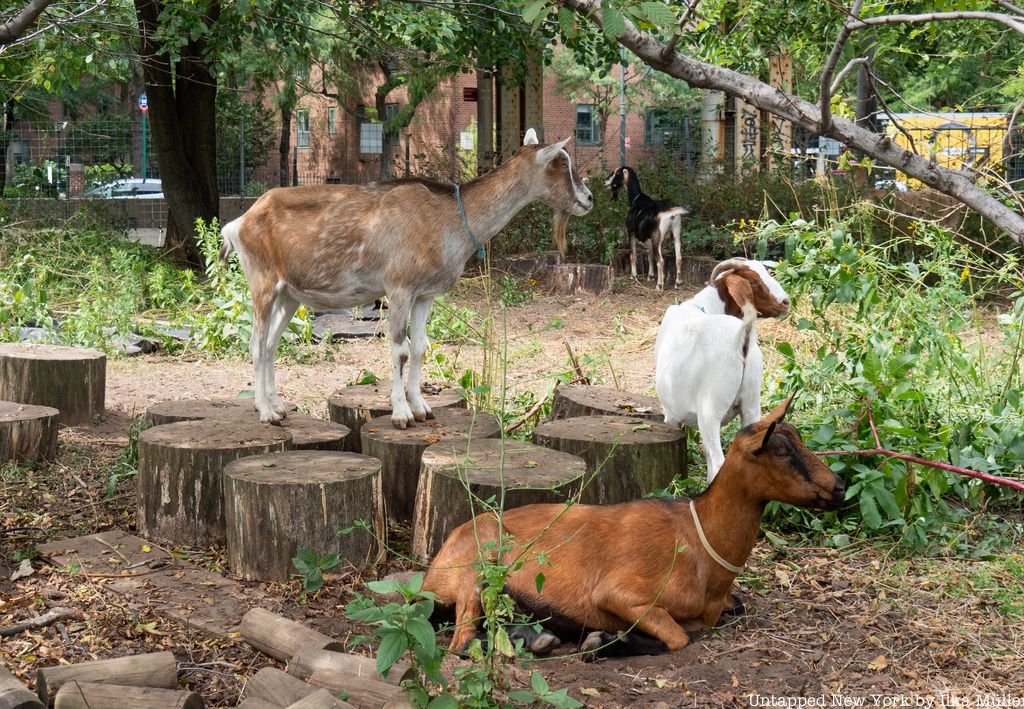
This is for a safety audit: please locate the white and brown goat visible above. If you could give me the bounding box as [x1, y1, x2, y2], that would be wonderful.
[422, 394, 845, 657]
[656, 258, 790, 483]
[221, 129, 592, 425]
[605, 166, 689, 290]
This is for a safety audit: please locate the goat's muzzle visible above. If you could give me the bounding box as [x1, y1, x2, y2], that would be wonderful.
[816, 481, 847, 511]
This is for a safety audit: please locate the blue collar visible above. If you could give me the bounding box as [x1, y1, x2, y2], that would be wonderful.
[630, 191, 642, 206]
[455, 185, 486, 259]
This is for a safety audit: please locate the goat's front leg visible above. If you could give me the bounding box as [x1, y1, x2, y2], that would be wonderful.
[630, 234, 639, 283]
[387, 293, 415, 428]
[654, 236, 666, 291]
[405, 295, 435, 422]
[697, 407, 726, 483]
[672, 219, 683, 290]
[589, 595, 690, 655]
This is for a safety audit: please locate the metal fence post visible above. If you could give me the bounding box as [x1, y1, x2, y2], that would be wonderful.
[239, 119, 246, 197]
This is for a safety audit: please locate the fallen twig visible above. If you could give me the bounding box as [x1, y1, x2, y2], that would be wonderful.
[0, 606, 82, 637]
[815, 399, 1024, 492]
[505, 389, 552, 434]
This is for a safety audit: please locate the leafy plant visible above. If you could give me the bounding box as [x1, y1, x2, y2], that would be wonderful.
[106, 415, 152, 497]
[292, 547, 341, 593]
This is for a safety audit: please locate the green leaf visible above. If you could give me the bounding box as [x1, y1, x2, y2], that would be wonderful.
[531, 671, 550, 694]
[376, 630, 408, 676]
[366, 579, 404, 595]
[640, 1, 675, 26]
[859, 490, 882, 529]
[522, 0, 547, 23]
[508, 690, 536, 703]
[544, 689, 584, 708]
[406, 572, 424, 594]
[602, 6, 626, 37]
[427, 697, 459, 709]
[535, 571, 546, 593]
[406, 616, 437, 655]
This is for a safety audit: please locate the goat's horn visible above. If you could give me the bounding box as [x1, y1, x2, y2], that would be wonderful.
[710, 257, 749, 283]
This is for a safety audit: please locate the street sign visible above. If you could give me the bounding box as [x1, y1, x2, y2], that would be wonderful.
[138, 92, 148, 113]
[624, 136, 631, 148]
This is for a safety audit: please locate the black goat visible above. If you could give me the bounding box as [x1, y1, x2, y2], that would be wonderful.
[605, 166, 689, 290]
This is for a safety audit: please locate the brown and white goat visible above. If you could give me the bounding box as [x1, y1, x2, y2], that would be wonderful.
[422, 394, 845, 657]
[221, 130, 592, 425]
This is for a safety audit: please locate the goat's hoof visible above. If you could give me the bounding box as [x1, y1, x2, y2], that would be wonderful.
[528, 631, 559, 656]
[580, 630, 613, 661]
[390, 418, 412, 430]
[412, 409, 427, 423]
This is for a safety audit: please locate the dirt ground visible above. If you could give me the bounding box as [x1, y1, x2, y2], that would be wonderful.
[2, 278, 1023, 707]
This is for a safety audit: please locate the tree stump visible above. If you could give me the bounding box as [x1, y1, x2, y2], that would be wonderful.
[137, 421, 292, 546]
[224, 451, 385, 582]
[544, 263, 613, 296]
[0, 344, 105, 425]
[327, 381, 465, 453]
[278, 415, 350, 452]
[0, 401, 59, 464]
[412, 439, 586, 562]
[532, 416, 686, 504]
[360, 408, 500, 524]
[550, 385, 663, 422]
[0, 665, 44, 709]
[146, 398, 297, 426]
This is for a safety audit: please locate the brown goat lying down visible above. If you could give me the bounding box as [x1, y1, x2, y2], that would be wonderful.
[422, 394, 846, 658]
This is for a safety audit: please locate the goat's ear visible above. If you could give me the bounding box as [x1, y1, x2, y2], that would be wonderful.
[523, 128, 539, 145]
[754, 420, 777, 455]
[536, 137, 571, 164]
[713, 268, 735, 283]
[723, 272, 754, 310]
[755, 392, 795, 454]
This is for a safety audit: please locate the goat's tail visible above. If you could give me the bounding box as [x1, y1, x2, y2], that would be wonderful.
[737, 301, 757, 356]
[219, 217, 242, 263]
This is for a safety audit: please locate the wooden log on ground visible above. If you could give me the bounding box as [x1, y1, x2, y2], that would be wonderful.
[53, 682, 203, 709]
[327, 381, 465, 453]
[35, 652, 177, 707]
[286, 650, 406, 708]
[287, 648, 411, 687]
[0, 401, 59, 464]
[287, 689, 352, 709]
[0, 344, 105, 426]
[412, 439, 586, 562]
[146, 398, 297, 427]
[239, 609, 345, 662]
[360, 408, 500, 523]
[243, 667, 318, 705]
[0, 665, 44, 709]
[225, 452, 385, 582]
[136, 421, 292, 546]
[235, 699, 280, 709]
[550, 385, 663, 422]
[532, 416, 686, 505]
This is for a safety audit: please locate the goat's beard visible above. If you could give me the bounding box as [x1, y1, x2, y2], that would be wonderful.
[553, 211, 570, 259]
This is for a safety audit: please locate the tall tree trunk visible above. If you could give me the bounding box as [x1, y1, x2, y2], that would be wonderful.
[134, 0, 221, 269]
[0, 100, 12, 195]
[278, 107, 292, 188]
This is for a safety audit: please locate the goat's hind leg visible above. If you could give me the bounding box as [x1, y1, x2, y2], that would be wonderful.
[387, 292, 416, 428]
[262, 288, 300, 419]
[404, 295, 435, 422]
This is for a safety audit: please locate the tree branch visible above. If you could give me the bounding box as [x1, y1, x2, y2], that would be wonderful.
[829, 56, 869, 96]
[0, 607, 82, 637]
[0, 0, 53, 44]
[559, 0, 1024, 245]
[847, 11, 1024, 34]
[994, 0, 1024, 18]
[820, 0, 864, 133]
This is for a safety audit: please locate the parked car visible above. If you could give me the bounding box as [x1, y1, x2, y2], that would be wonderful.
[82, 177, 163, 199]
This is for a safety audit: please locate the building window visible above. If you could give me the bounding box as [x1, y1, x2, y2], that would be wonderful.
[575, 104, 597, 146]
[327, 107, 337, 135]
[357, 103, 400, 154]
[644, 110, 667, 147]
[296, 109, 310, 148]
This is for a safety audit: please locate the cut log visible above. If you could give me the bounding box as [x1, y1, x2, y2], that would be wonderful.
[287, 689, 351, 709]
[136, 421, 292, 546]
[53, 682, 203, 709]
[35, 652, 177, 707]
[287, 650, 406, 708]
[412, 439, 586, 562]
[0, 401, 59, 464]
[146, 398, 297, 427]
[277, 415, 350, 452]
[243, 667, 318, 705]
[225, 452, 385, 582]
[544, 263, 613, 296]
[550, 385, 663, 422]
[0, 344, 105, 426]
[532, 416, 686, 505]
[287, 648, 411, 687]
[327, 381, 465, 453]
[360, 408, 500, 523]
[240, 609, 345, 663]
[235, 699, 280, 709]
[0, 666, 44, 709]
